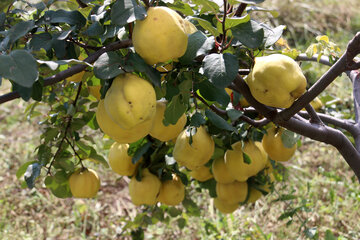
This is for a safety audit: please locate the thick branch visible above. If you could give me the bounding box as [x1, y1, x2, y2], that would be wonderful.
[0, 39, 132, 105]
[347, 70, 360, 150]
[232, 74, 360, 181]
[304, 104, 323, 125]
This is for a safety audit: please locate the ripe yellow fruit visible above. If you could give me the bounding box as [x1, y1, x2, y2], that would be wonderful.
[224, 141, 267, 182]
[108, 142, 139, 176]
[104, 73, 156, 129]
[88, 85, 101, 100]
[132, 7, 188, 65]
[129, 169, 161, 206]
[212, 158, 235, 184]
[213, 198, 238, 214]
[189, 165, 213, 182]
[173, 126, 215, 170]
[246, 54, 307, 108]
[149, 101, 187, 141]
[96, 100, 152, 143]
[262, 126, 296, 162]
[216, 181, 248, 204]
[69, 168, 100, 198]
[157, 174, 185, 206]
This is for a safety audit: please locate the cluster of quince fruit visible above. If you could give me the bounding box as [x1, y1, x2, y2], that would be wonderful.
[66, 6, 302, 215]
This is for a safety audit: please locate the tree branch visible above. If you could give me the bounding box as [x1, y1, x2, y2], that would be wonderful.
[0, 39, 132, 105]
[347, 70, 360, 150]
[234, 3, 247, 17]
[193, 91, 227, 116]
[304, 104, 323, 125]
[296, 53, 333, 66]
[75, 0, 87, 8]
[232, 74, 360, 181]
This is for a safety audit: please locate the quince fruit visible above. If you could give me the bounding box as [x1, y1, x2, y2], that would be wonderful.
[262, 126, 296, 162]
[247, 173, 275, 203]
[69, 168, 100, 198]
[108, 142, 139, 176]
[212, 157, 235, 184]
[224, 141, 267, 182]
[129, 169, 161, 206]
[246, 54, 307, 108]
[173, 126, 215, 170]
[157, 174, 185, 206]
[132, 7, 188, 65]
[96, 100, 152, 143]
[189, 165, 213, 182]
[213, 198, 238, 214]
[104, 73, 156, 129]
[216, 181, 248, 204]
[184, 19, 197, 34]
[149, 100, 187, 142]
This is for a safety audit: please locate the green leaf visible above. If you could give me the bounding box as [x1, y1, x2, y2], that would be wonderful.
[243, 152, 251, 164]
[132, 141, 152, 164]
[127, 52, 161, 87]
[43, 10, 86, 28]
[167, 0, 194, 16]
[177, 218, 187, 229]
[192, 17, 220, 37]
[197, 80, 230, 107]
[182, 197, 201, 216]
[111, 0, 147, 26]
[216, 15, 251, 33]
[163, 95, 188, 125]
[45, 175, 72, 198]
[16, 161, 37, 179]
[179, 31, 215, 64]
[281, 129, 300, 148]
[0, 50, 38, 87]
[263, 24, 286, 47]
[93, 52, 125, 80]
[232, 20, 264, 48]
[202, 53, 239, 88]
[191, 0, 219, 14]
[227, 109, 243, 121]
[205, 109, 236, 131]
[89, 149, 109, 168]
[190, 112, 206, 127]
[12, 83, 32, 101]
[24, 162, 42, 189]
[198, 178, 217, 197]
[0, 20, 35, 51]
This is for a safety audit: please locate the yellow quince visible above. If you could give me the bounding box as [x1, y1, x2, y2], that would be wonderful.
[172, 126, 215, 170]
[213, 198, 238, 214]
[246, 54, 307, 108]
[216, 181, 248, 204]
[129, 169, 161, 206]
[149, 100, 187, 142]
[69, 168, 100, 198]
[108, 142, 139, 176]
[157, 174, 185, 206]
[224, 141, 267, 182]
[212, 157, 236, 184]
[132, 7, 188, 65]
[96, 100, 152, 143]
[104, 73, 156, 129]
[262, 125, 297, 162]
[189, 165, 213, 182]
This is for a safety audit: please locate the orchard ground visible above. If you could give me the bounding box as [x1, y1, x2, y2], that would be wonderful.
[1, 0, 360, 239]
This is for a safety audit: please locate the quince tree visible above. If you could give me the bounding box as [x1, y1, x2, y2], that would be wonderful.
[1, 0, 360, 238]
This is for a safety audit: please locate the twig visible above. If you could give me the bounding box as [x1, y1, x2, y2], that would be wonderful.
[75, 0, 87, 8]
[234, 3, 247, 17]
[46, 82, 84, 174]
[221, 0, 227, 51]
[65, 137, 85, 168]
[193, 91, 227, 116]
[240, 115, 270, 128]
[142, 0, 150, 8]
[296, 53, 333, 66]
[304, 104, 323, 125]
[0, 39, 132, 104]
